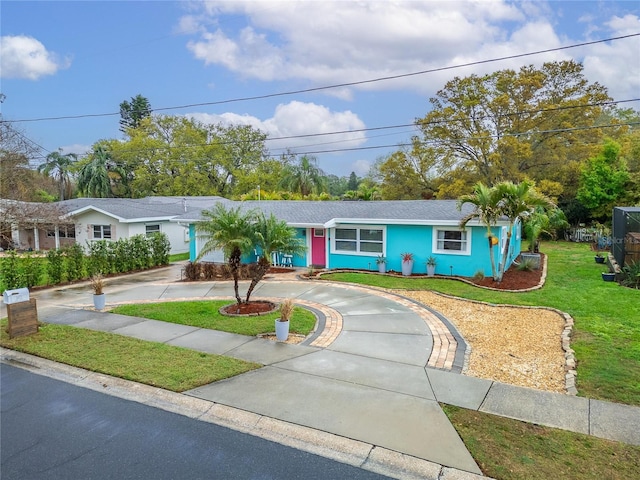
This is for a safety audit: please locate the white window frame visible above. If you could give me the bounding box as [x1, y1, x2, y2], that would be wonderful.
[145, 224, 161, 237]
[313, 228, 324, 238]
[331, 225, 385, 256]
[93, 225, 112, 240]
[432, 228, 471, 255]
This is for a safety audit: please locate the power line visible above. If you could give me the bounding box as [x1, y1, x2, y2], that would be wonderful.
[25, 118, 640, 163]
[6, 33, 639, 124]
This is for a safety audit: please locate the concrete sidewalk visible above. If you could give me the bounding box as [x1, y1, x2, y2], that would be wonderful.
[2, 264, 639, 479]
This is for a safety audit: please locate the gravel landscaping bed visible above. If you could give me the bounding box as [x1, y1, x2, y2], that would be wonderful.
[399, 290, 567, 393]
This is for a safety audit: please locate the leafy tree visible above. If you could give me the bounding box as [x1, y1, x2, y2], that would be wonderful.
[1, 121, 57, 201]
[523, 206, 569, 252]
[325, 174, 349, 197]
[244, 213, 306, 302]
[37, 150, 77, 200]
[377, 137, 442, 199]
[459, 180, 554, 281]
[347, 171, 359, 191]
[494, 181, 555, 281]
[577, 139, 630, 220]
[196, 204, 257, 305]
[416, 61, 610, 189]
[112, 116, 272, 198]
[458, 183, 504, 280]
[120, 94, 152, 134]
[77, 145, 127, 197]
[279, 155, 327, 196]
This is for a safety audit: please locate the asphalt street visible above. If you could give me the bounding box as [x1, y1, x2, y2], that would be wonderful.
[1, 364, 392, 480]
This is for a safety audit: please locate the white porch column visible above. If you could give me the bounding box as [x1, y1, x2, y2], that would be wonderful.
[33, 227, 40, 250]
[11, 224, 20, 248]
[54, 226, 60, 249]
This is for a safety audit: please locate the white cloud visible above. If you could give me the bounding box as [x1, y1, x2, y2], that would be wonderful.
[582, 14, 640, 100]
[187, 100, 366, 156]
[60, 144, 92, 157]
[180, 1, 530, 94]
[351, 159, 372, 176]
[180, 2, 639, 103]
[0, 35, 70, 80]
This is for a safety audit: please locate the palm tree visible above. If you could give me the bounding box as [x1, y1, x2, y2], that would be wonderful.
[494, 180, 555, 281]
[244, 213, 306, 302]
[458, 182, 504, 281]
[279, 155, 327, 196]
[196, 204, 257, 305]
[37, 150, 77, 200]
[77, 146, 125, 198]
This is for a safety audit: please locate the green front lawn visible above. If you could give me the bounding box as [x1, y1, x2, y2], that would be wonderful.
[321, 241, 640, 406]
[0, 320, 260, 392]
[443, 405, 640, 480]
[111, 300, 317, 337]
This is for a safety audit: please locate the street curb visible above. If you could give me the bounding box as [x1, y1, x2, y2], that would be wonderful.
[0, 348, 491, 480]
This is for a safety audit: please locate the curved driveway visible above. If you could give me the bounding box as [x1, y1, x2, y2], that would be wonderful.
[18, 266, 482, 475]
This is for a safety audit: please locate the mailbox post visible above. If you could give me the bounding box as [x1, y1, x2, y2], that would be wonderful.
[3, 288, 39, 338]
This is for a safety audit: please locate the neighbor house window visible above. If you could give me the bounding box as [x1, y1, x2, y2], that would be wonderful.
[333, 226, 384, 255]
[433, 229, 469, 254]
[93, 225, 112, 240]
[145, 224, 161, 237]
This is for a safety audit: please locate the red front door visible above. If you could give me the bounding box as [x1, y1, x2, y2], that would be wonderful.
[311, 228, 326, 267]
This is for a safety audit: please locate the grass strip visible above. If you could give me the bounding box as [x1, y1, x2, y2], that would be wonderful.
[443, 405, 640, 480]
[321, 241, 640, 406]
[0, 320, 260, 392]
[111, 300, 318, 336]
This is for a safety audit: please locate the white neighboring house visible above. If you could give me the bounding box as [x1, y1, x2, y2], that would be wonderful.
[1, 196, 223, 255]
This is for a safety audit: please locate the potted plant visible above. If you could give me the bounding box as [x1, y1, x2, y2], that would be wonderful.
[90, 274, 106, 310]
[400, 252, 414, 276]
[595, 252, 605, 264]
[275, 298, 294, 341]
[601, 271, 616, 282]
[426, 256, 437, 276]
[376, 255, 387, 273]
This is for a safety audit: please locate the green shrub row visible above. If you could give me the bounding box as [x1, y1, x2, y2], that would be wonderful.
[0, 233, 171, 292]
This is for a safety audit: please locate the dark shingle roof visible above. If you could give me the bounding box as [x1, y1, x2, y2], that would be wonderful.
[171, 199, 480, 226]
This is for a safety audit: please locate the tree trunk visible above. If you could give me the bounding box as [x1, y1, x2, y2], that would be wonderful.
[245, 256, 271, 303]
[228, 247, 243, 304]
[488, 235, 498, 281]
[497, 234, 512, 282]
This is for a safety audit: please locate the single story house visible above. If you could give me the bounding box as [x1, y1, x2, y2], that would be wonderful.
[1, 196, 222, 255]
[173, 199, 522, 278]
[2, 196, 522, 277]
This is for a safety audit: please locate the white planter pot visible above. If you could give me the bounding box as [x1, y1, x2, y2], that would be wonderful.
[275, 319, 290, 341]
[378, 264, 386, 273]
[401, 260, 413, 276]
[93, 293, 106, 311]
[427, 265, 436, 276]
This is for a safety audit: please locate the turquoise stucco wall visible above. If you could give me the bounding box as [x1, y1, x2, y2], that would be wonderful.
[245, 228, 307, 267]
[189, 224, 197, 262]
[326, 223, 520, 277]
[189, 222, 521, 277]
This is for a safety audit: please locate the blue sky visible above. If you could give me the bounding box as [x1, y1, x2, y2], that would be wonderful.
[2, 1, 639, 177]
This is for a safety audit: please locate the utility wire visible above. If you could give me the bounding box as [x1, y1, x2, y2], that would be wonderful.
[25, 119, 640, 162]
[6, 33, 639, 124]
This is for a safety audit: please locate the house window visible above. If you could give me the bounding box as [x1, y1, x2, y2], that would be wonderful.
[313, 228, 324, 237]
[93, 225, 112, 240]
[333, 226, 384, 255]
[145, 224, 161, 237]
[47, 225, 75, 238]
[433, 229, 469, 254]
